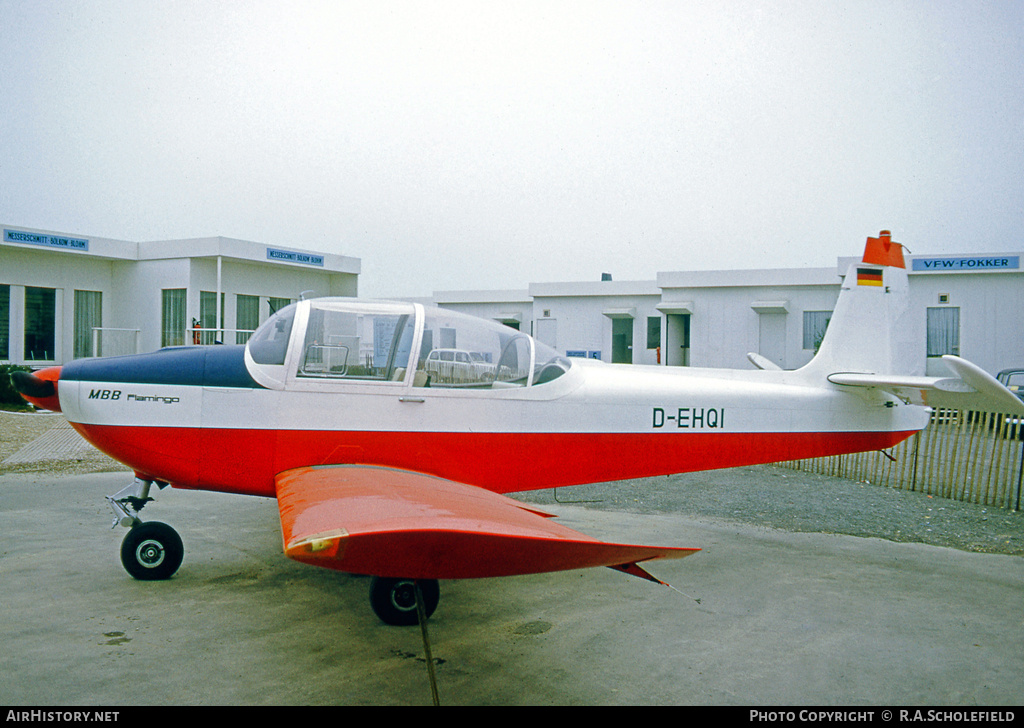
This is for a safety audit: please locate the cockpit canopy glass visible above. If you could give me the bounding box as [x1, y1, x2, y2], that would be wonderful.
[246, 300, 571, 388]
[247, 302, 296, 366]
[416, 309, 569, 388]
[298, 303, 415, 381]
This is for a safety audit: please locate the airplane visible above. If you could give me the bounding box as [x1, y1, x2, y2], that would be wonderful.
[12, 230, 1024, 626]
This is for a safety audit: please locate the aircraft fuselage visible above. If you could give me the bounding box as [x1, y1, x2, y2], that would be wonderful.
[56, 342, 927, 498]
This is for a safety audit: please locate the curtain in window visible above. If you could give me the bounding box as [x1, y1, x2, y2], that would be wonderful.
[269, 297, 291, 315]
[199, 292, 225, 345]
[74, 290, 103, 358]
[927, 307, 960, 357]
[236, 294, 259, 344]
[162, 289, 186, 347]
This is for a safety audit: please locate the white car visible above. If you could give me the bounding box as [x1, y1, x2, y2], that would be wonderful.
[423, 348, 495, 385]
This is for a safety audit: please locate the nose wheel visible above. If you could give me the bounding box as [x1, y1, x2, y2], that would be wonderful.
[120, 521, 184, 580]
[107, 478, 183, 581]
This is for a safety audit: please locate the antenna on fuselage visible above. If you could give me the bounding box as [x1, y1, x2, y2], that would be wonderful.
[299, 290, 315, 301]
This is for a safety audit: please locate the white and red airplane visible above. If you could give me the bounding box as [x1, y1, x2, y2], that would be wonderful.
[13, 231, 1023, 625]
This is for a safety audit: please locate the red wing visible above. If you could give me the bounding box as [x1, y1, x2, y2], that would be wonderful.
[275, 465, 697, 580]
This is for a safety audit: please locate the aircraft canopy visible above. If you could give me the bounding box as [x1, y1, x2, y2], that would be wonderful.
[246, 299, 570, 389]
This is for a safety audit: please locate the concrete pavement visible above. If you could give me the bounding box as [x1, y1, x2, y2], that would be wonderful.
[1, 470, 1022, 706]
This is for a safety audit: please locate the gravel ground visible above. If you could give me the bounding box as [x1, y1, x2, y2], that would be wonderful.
[0, 409, 129, 476]
[518, 466, 1024, 556]
[3, 409, 1022, 556]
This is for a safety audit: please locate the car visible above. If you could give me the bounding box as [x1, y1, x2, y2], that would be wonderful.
[997, 369, 1024, 401]
[995, 369, 1024, 438]
[423, 348, 496, 385]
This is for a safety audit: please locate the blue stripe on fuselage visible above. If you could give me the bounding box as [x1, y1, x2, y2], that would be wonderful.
[62, 346, 265, 389]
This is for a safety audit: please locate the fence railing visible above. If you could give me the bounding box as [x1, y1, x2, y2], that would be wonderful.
[187, 327, 257, 346]
[91, 328, 140, 358]
[779, 409, 1024, 511]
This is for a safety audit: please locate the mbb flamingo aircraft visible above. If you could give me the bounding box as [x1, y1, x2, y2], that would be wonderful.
[14, 231, 1024, 624]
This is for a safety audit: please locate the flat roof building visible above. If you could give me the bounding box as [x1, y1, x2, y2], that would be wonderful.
[1, 225, 360, 365]
[5, 222, 1020, 381]
[432, 251, 1024, 378]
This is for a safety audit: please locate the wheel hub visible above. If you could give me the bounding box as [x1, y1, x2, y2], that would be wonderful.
[136, 539, 166, 568]
[390, 581, 418, 611]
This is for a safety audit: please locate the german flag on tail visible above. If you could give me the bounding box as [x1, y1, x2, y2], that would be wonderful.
[857, 267, 883, 286]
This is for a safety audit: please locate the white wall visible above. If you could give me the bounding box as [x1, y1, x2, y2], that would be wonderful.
[1, 226, 360, 363]
[907, 270, 1024, 376]
[657, 268, 841, 370]
[430, 259, 1024, 377]
[434, 290, 533, 333]
[1, 245, 117, 363]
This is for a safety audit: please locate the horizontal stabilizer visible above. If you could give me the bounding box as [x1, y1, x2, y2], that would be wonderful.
[747, 352, 783, 371]
[275, 465, 697, 580]
[828, 355, 1024, 416]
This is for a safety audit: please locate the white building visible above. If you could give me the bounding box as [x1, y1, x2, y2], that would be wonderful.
[1, 225, 360, 365]
[432, 251, 1024, 378]
[5, 221, 1020, 380]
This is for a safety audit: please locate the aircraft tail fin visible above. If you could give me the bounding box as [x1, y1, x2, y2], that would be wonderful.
[800, 230, 1024, 415]
[800, 230, 918, 380]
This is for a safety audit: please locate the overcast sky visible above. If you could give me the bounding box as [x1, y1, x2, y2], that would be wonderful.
[2, 1, 1022, 298]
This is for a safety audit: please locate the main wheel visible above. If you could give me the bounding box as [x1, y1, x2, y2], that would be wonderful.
[120, 521, 183, 581]
[369, 577, 440, 626]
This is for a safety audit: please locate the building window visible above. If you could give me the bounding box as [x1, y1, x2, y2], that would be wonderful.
[927, 307, 960, 357]
[269, 297, 291, 315]
[73, 290, 102, 358]
[803, 311, 832, 351]
[162, 289, 186, 347]
[25, 287, 56, 361]
[0, 285, 9, 359]
[200, 291, 225, 344]
[236, 294, 260, 344]
[646, 316, 661, 349]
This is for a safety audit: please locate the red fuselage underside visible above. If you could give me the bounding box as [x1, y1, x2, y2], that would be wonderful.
[72, 423, 914, 497]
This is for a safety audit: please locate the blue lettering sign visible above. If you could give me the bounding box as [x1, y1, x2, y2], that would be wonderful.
[266, 248, 324, 267]
[912, 256, 1019, 272]
[4, 229, 89, 251]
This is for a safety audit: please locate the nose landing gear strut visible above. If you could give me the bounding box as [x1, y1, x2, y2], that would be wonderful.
[106, 478, 183, 581]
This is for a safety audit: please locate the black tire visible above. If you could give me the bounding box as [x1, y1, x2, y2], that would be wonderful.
[120, 521, 183, 581]
[369, 577, 439, 626]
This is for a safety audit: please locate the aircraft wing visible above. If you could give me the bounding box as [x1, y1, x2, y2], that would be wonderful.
[828, 355, 1024, 416]
[275, 465, 697, 581]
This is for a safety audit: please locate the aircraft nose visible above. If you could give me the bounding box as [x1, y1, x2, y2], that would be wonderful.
[10, 366, 62, 412]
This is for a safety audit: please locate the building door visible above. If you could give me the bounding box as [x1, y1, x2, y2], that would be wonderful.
[926, 306, 960, 375]
[757, 312, 787, 370]
[666, 313, 690, 366]
[611, 317, 634, 363]
[24, 287, 56, 361]
[927, 307, 960, 357]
